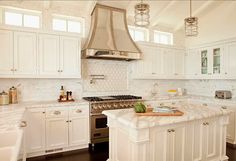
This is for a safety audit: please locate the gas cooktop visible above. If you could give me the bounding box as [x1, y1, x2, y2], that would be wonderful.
[83, 95, 142, 102]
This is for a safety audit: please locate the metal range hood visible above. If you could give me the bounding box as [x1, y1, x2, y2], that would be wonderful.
[82, 4, 142, 61]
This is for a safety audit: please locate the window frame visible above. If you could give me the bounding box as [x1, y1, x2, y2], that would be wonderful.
[128, 25, 149, 42]
[52, 14, 85, 36]
[1, 6, 42, 29]
[153, 30, 173, 45]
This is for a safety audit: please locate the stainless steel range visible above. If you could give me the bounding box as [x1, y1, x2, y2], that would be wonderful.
[83, 95, 142, 145]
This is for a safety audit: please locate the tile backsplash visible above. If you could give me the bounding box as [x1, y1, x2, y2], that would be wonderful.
[0, 60, 236, 102]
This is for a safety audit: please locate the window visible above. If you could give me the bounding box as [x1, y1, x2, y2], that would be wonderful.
[128, 26, 148, 41]
[52, 15, 84, 35]
[3, 7, 41, 28]
[154, 31, 173, 45]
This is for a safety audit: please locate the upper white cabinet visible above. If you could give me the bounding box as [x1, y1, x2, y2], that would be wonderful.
[0, 30, 13, 75]
[60, 36, 81, 77]
[14, 32, 37, 75]
[199, 46, 225, 78]
[0, 29, 81, 78]
[225, 42, 236, 78]
[0, 30, 37, 77]
[39, 34, 81, 78]
[132, 42, 185, 79]
[185, 49, 200, 78]
[39, 34, 60, 76]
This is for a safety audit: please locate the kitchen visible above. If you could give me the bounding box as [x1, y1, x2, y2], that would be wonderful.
[0, 0, 236, 161]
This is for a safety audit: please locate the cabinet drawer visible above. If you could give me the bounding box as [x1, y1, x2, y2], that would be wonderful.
[46, 107, 68, 118]
[69, 106, 89, 117]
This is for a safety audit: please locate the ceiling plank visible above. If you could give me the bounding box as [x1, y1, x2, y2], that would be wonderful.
[85, 0, 97, 15]
[173, 0, 215, 31]
[150, 0, 177, 27]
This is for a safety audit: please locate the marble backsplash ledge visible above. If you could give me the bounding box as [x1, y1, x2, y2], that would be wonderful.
[0, 78, 83, 102]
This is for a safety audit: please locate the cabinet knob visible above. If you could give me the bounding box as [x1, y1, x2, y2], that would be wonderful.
[152, 72, 156, 75]
[225, 72, 228, 75]
[14, 69, 17, 71]
[60, 70, 63, 72]
[19, 121, 27, 128]
[53, 111, 61, 115]
[208, 73, 212, 75]
[168, 129, 172, 133]
[70, 120, 72, 122]
[11, 69, 14, 71]
[76, 109, 82, 113]
[66, 120, 69, 123]
[202, 103, 208, 106]
[58, 70, 60, 72]
[42, 112, 45, 114]
[221, 106, 227, 109]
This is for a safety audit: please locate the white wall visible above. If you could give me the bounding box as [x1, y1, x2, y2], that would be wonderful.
[186, 1, 236, 47]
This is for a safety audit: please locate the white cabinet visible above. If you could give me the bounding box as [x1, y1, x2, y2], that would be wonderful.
[185, 49, 200, 78]
[60, 36, 81, 77]
[133, 44, 163, 78]
[68, 106, 89, 146]
[225, 42, 236, 78]
[166, 126, 185, 161]
[14, 32, 37, 75]
[39, 34, 81, 78]
[46, 117, 69, 150]
[39, 34, 60, 76]
[199, 46, 225, 78]
[26, 108, 46, 153]
[0, 30, 13, 75]
[0, 30, 37, 77]
[133, 42, 185, 79]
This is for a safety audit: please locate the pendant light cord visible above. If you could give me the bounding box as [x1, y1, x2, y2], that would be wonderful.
[190, 0, 192, 17]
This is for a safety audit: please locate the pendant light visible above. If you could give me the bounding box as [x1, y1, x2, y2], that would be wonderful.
[134, 0, 150, 27]
[185, 0, 198, 36]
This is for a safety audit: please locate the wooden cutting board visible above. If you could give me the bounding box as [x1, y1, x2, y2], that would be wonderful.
[136, 108, 184, 116]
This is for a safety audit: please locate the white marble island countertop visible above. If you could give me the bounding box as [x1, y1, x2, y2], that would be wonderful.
[103, 102, 231, 129]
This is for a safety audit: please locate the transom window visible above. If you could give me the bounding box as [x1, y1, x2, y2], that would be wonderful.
[128, 26, 149, 42]
[154, 30, 173, 45]
[52, 14, 84, 35]
[2, 7, 41, 28]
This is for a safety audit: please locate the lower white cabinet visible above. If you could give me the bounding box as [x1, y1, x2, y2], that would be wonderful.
[46, 117, 69, 150]
[26, 108, 46, 153]
[69, 117, 89, 146]
[26, 104, 89, 158]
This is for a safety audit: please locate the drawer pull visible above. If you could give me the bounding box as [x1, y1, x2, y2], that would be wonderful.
[76, 109, 82, 113]
[19, 121, 27, 127]
[221, 106, 227, 109]
[202, 103, 208, 106]
[54, 111, 61, 115]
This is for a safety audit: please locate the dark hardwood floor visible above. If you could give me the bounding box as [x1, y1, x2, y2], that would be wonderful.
[27, 143, 236, 161]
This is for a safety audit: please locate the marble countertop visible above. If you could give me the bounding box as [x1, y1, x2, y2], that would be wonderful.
[144, 95, 236, 106]
[0, 99, 89, 132]
[103, 102, 231, 129]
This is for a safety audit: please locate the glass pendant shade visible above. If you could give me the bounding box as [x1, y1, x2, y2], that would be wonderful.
[134, 2, 150, 27]
[185, 17, 198, 36]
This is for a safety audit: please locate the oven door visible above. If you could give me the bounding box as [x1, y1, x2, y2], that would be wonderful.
[91, 114, 109, 143]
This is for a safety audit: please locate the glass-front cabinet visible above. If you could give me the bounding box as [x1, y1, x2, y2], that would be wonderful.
[200, 46, 224, 77]
[201, 50, 208, 74]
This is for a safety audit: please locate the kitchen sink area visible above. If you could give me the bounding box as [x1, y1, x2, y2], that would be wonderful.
[0, 130, 23, 161]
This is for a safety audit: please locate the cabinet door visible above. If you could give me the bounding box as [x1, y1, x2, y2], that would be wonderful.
[0, 30, 13, 75]
[202, 118, 221, 161]
[39, 34, 60, 76]
[60, 36, 81, 78]
[226, 42, 236, 78]
[26, 109, 46, 153]
[174, 50, 185, 77]
[14, 32, 37, 75]
[200, 49, 209, 76]
[167, 126, 185, 161]
[227, 111, 235, 143]
[163, 49, 174, 77]
[69, 117, 89, 146]
[46, 118, 68, 150]
[185, 49, 201, 78]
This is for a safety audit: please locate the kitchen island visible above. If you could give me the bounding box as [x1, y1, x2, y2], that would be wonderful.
[103, 102, 231, 161]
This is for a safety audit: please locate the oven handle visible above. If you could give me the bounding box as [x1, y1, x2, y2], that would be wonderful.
[90, 113, 107, 116]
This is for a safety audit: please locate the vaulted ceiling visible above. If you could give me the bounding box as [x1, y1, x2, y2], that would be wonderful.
[0, 0, 232, 31]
